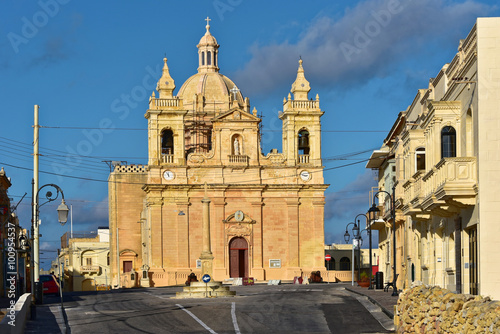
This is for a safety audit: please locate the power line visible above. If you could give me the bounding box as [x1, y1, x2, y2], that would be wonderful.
[40, 125, 387, 133]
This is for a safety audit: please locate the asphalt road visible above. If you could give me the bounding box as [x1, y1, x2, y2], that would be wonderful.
[59, 284, 393, 334]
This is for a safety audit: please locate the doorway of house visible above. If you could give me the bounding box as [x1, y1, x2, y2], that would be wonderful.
[229, 237, 248, 278]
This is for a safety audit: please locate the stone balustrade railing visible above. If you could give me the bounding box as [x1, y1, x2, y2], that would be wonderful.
[114, 165, 148, 173]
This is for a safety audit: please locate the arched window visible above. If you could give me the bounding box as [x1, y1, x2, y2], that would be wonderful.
[201, 52, 205, 66]
[416, 147, 426, 172]
[298, 129, 310, 155]
[339, 257, 350, 271]
[161, 129, 174, 155]
[207, 51, 212, 65]
[441, 126, 456, 158]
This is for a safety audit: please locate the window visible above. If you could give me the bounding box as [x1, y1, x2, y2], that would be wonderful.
[86, 258, 92, 265]
[298, 129, 310, 155]
[207, 51, 211, 65]
[339, 257, 350, 271]
[161, 129, 174, 155]
[123, 261, 133, 273]
[441, 126, 456, 158]
[201, 52, 205, 66]
[416, 147, 426, 171]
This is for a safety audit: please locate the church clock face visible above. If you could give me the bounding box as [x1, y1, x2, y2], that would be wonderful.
[163, 170, 175, 181]
[300, 170, 311, 181]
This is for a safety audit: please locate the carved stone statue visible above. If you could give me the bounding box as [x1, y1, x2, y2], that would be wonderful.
[234, 137, 240, 155]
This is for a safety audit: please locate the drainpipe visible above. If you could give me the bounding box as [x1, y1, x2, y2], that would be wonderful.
[455, 216, 462, 294]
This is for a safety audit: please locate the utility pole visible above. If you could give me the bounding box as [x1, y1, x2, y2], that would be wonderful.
[33, 105, 40, 296]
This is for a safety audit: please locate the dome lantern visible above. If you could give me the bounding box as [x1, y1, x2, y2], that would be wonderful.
[197, 17, 220, 73]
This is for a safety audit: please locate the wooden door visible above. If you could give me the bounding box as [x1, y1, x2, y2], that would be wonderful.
[229, 237, 248, 278]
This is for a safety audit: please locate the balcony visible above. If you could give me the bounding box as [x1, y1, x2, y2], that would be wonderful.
[228, 155, 249, 166]
[421, 157, 477, 211]
[298, 154, 309, 164]
[81, 265, 100, 273]
[402, 171, 424, 215]
[161, 154, 175, 164]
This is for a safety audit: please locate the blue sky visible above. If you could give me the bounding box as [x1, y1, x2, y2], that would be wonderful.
[1, 0, 498, 269]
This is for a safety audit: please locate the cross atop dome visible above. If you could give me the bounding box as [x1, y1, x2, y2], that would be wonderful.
[205, 16, 211, 32]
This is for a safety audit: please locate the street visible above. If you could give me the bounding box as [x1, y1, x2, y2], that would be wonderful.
[53, 284, 393, 334]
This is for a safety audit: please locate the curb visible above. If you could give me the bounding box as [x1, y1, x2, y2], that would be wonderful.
[344, 287, 394, 319]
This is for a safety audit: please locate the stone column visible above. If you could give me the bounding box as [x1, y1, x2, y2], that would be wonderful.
[200, 184, 214, 277]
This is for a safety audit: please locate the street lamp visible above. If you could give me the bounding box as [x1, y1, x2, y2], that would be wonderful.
[371, 184, 397, 296]
[344, 222, 360, 284]
[31, 181, 69, 304]
[355, 213, 373, 289]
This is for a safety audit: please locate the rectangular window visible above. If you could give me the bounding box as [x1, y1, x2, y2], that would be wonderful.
[123, 261, 133, 273]
[86, 258, 92, 265]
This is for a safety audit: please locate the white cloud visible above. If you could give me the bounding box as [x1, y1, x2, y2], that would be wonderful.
[233, 0, 492, 96]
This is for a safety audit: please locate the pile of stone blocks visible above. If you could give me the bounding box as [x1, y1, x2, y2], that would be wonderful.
[395, 284, 500, 333]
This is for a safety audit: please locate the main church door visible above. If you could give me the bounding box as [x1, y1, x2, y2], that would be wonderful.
[229, 237, 248, 278]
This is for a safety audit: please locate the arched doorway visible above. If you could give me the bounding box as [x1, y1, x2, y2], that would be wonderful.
[229, 237, 248, 278]
[82, 279, 94, 291]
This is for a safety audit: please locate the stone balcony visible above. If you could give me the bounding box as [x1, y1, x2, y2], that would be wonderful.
[417, 157, 478, 212]
[161, 154, 175, 164]
[81, 265, 100, 273]
[402, 171, 424, 215]
[228, 155, 249, 166]
[298, 154, 309, 164]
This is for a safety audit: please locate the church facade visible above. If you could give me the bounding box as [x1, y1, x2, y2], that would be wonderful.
[108, 20, 328, 287]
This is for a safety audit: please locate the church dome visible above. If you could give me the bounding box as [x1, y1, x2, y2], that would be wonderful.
[199, 29, 218, 46]
[177, 72, 243, 104]
[177, 18, 244, 107]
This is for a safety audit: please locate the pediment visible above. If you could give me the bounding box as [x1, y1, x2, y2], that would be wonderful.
[212, 108, 260, 123]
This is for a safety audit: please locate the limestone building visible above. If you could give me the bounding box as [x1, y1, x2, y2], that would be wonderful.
[367, 18, 500, 300]
[58, 228, 110, 291]
[108, 20, 328, 287]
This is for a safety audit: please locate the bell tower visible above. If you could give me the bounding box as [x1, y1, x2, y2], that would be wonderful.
[145, 57, 187, 166]
[280, 59, 324, 167]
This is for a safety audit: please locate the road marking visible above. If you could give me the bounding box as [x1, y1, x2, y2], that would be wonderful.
[231, 302, 241, 334]
[175, 303, 218, 334]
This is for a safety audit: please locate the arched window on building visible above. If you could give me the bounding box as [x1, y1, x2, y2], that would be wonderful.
[201, 52, 205, 66]
[441, 126, 456, 158]
[339, 257, 350, 271]
[161, 129, 174, 155]
[416, 147, 426, 172]
[207, 51, 212, 65]
[298, 129, 310, 155]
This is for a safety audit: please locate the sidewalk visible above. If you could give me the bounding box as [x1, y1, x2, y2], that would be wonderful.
[1, 295, 67, 334]
[342, 283, 399, 318]
[24, 304, 68, 333]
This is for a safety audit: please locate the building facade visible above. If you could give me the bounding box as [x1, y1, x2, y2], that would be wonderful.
[108, 20, 328, 287]
[367, 18, 500, 299]
[58, 228, 110, 291]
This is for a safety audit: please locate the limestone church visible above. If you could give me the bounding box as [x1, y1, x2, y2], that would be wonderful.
[108, 19, 328, 287]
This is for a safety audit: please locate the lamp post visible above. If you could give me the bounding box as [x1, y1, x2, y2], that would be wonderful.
[344, 222, 360, 285]
[370, 184, 397, 296]
[31, 181, 69, 303]
[355, 213, 373, 289]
